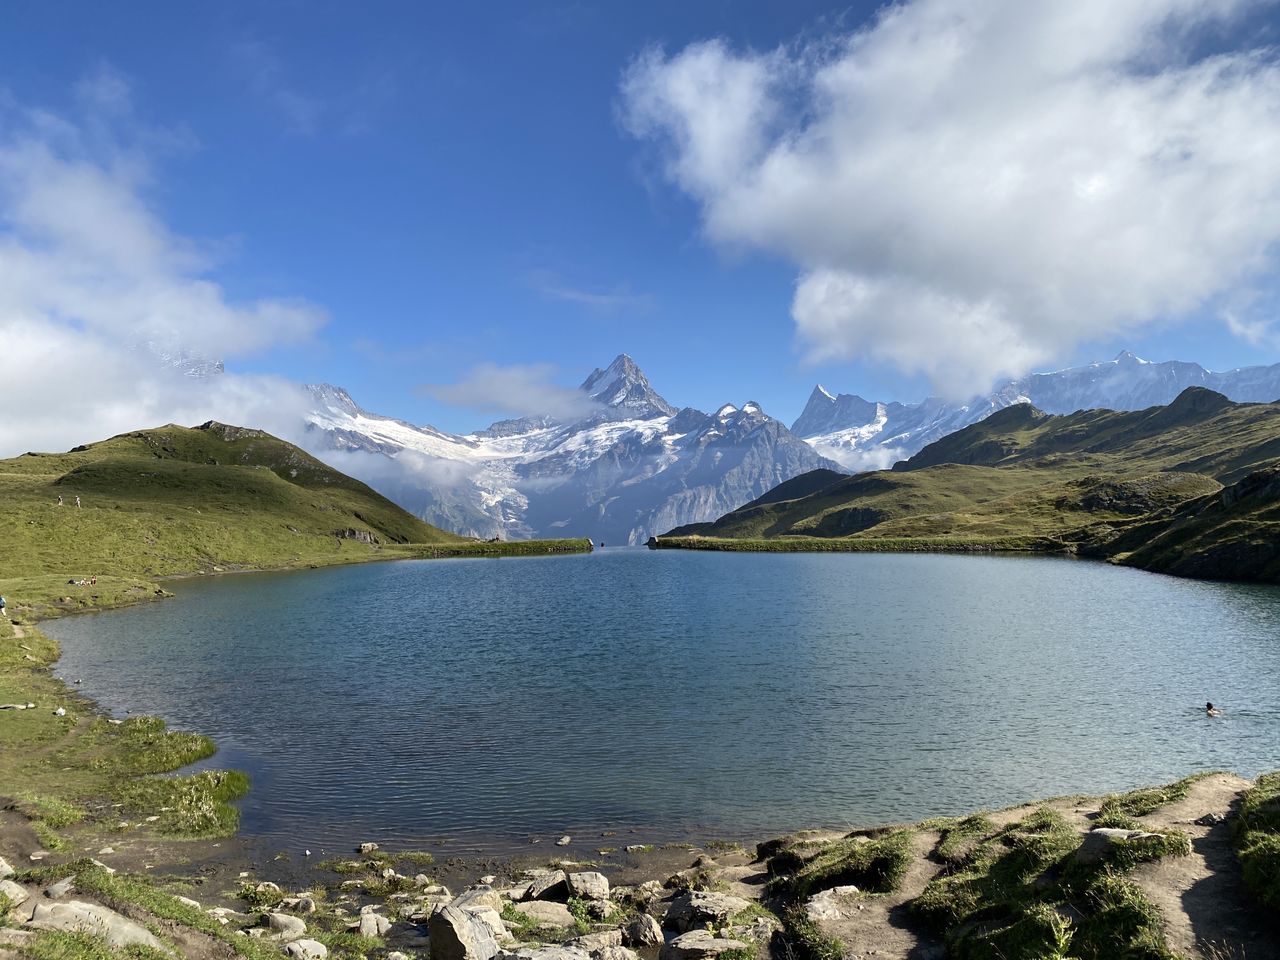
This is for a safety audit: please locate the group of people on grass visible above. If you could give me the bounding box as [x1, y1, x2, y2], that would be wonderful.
[55, 494, 81, 507]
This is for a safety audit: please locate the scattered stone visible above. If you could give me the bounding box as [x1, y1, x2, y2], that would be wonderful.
[285, 938, 329, 960]
[512, 900, 574, 928]
[42, 877, 76, 899]
[624, 914, 663, 948]
[1194, 812, 1225, 826]
[96, 848, 114, 856]
[429, 903, 502, 960]
[593, 947, 640, 960]
[53, 707, 65, 717]
[660, 930, 750, 960]
[624, 846, 649, 855]
[388, 953, 410, 960]
[525, 870, 569, 902]
[0, 929, 34, 947]
[586, 900, 616, 920]
[0, 880, 29, 910]
[480, 874, 497, 885]
[497, 947, 591, 960]
[568, 929, 622, 952]
[357, 912, 392, 937]
[208, 907, 251, 922]
[359, 842, 380, 854]
[267, 911, 308, 941]
[555, 836, 572, 847]
[567, 872, 610, 902]
[0, 858, 13, 880]
[453, 886, 504, 914]
[88, 860, 115, 876]
[256, 881, 283, 895]
[805, 886, 860, 921]
[692, 856, 716, 869]
[144, 815, 159, 822]
[28, 900, 165, 951]
[176, 896, 202, 910]
[663, 892, 753, 933]
[634, 881, 664, 903]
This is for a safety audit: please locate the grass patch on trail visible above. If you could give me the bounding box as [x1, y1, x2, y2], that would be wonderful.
[1096, 772, 1217, 828]
[768, 829, 914, 900]
[910, 804, 1187, 960]
[1234, 770, 1280, 910]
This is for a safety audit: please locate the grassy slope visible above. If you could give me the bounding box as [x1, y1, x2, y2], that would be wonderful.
[0, 421, 587, 614]
[654, 390, 1280, 583]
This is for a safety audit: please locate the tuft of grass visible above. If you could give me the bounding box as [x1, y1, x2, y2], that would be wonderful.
[781, 905, 844, 960]
[1097, 773, 1217, 825]
[393, 850, 436, 866]
[1234, 770, 1280, 910]
[500, 901, 573, 943]
[935, 814, 998, 867]
[773, 829, 914, 900]
[19, 929, 173, 960]
[18, 794, 87, 828]
[115, 769, 249, 838]
[566, 897, 593, 935]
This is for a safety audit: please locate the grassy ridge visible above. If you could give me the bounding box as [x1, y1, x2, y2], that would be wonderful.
[0, 421, 591, 616]
[654, 389, 1280, 584]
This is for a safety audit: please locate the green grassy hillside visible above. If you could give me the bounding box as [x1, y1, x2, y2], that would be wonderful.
[653, 389, 1280, 584]
[0, 421, 589, 615]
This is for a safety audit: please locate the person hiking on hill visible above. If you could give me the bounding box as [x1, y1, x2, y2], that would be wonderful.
[56, 494, 63, 506]
[74, 495, 81, 508]
[0, 596, 7, 621]
[1206, 701, 1222, 717]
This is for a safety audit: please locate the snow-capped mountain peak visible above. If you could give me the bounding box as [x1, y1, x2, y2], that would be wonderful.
[579, 353, 676, 419]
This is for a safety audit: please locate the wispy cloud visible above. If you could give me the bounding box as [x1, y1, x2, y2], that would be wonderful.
[420, 362, 601, 422]
[231, 39, 325, 135]
[528, 270, 653, 313]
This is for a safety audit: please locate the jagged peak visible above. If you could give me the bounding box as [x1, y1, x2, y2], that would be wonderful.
[1113, 350, 1149, 365]
[715, 403, 738, 418]
[810, 384, 836, 404]
[741, 401, 763, 415]
[579, 354, 676, 418]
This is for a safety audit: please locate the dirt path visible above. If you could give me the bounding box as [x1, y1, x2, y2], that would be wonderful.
[1129, 773, 1280, 960]
[810, 830, 946, 960]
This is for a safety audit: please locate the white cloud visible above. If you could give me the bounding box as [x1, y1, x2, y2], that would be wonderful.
[0, 72, 326, 457]
[421, 363, 602, 422]
[621, 0, 1280, 397]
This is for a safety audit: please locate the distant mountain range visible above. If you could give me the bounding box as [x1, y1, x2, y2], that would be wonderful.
[300, 350, 1280, 545]
[304, 355, 836, 544]
[793, 351, 1280, 470]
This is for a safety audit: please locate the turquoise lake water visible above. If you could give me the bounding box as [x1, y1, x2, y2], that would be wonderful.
[44, 549, 1280, 856]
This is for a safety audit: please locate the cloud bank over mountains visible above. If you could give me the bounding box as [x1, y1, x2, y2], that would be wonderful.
[0, 67, 322, 456]
[622, 0, 1280, 398]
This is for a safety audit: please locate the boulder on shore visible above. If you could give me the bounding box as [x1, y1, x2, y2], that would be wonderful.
[663, 891, 752, 933]
[566, 872, 610, 902]
[27, 900, 164, 951]
[660, 930, 750, 960]
[511, 900, 574, 928]
[430, 903, 502, 960]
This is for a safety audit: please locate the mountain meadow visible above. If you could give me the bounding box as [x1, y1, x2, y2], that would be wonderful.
[657, 387, 1280, 584]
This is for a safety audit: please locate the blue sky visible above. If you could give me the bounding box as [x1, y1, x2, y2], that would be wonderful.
[4, 0, 1280, 436]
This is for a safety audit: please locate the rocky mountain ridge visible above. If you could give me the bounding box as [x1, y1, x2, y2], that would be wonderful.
[794, 351, 1280, 470]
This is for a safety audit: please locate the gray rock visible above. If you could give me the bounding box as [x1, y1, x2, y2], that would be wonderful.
[0, 929, 34, 947]
[804, 886, 860, 922]
[268, 912, 308, 941]
[497, 947, 591, 960]
[664, 892, 752, 933]
[567, 872, 610, 902]
[285, 938, 330, 960]
[556, 836, 572, 847]
[388, 953, 410, 960]
[1076, 828, 1167, 865]
[430, 903, 502, 960]
[176, 896, 202, 910]
[511, 900, 574, 928]
[525, 870, 568, 902]
[586, 900, 616, 921]
[357, 912, 392, 937]
[0, 858, 13, 880]
[660, 930, 751, 960]
[624, 914, 663, 948]
[593, 948, 640, 960]
[27, 900, 164, 951]
[569, 930, 622, 952]
[42, 878, 76, 899]
[453, 886, 504, 915]
[359, 842, 380, 854]
[0, 880, 29, 910]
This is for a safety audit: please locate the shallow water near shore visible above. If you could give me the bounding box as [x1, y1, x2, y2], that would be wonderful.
[45, 549, 1280, 856]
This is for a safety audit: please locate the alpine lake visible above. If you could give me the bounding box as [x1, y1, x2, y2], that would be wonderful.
[43, 549, 1280, 857]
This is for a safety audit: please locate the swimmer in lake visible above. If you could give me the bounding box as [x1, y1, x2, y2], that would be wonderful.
[1206, 702, 1222, 717]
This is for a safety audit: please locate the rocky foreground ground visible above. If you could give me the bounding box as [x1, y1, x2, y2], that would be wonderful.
[1, 771, 1279, 960]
